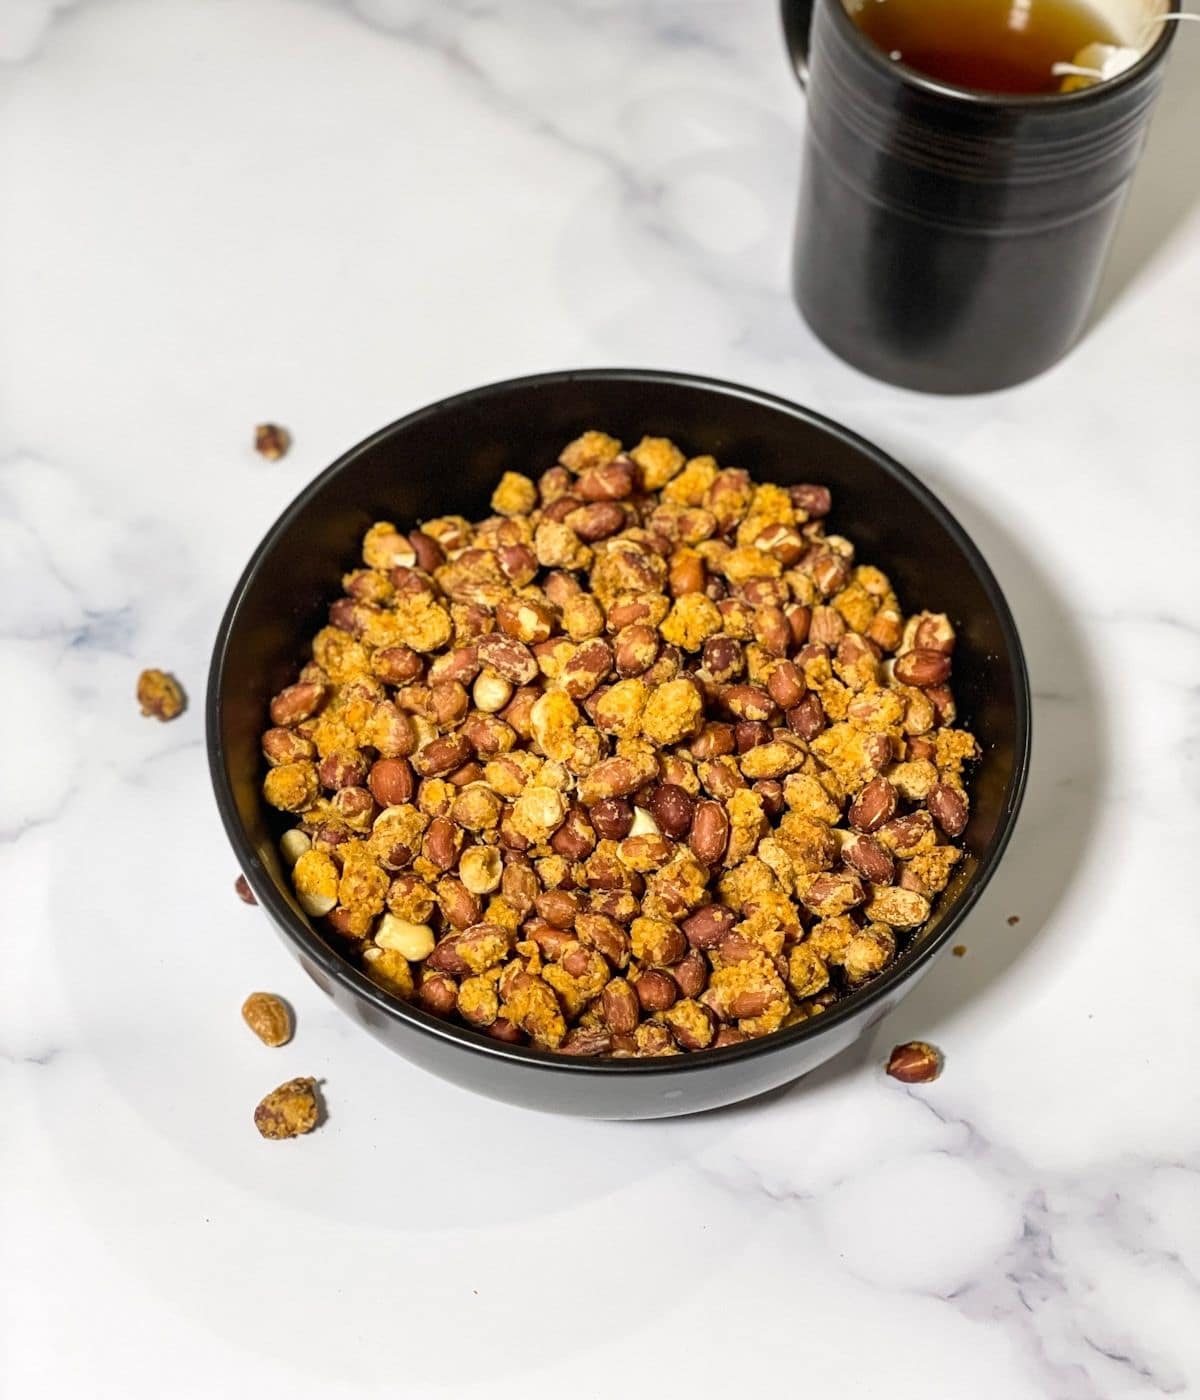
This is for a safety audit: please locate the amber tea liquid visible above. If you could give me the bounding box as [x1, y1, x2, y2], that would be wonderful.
[845, 0, 1122, 94]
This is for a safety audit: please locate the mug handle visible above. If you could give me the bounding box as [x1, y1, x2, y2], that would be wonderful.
[781, 0, 816, 86]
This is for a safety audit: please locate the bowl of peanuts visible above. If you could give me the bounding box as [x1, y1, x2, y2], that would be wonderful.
[208, 369, 1029, 1118]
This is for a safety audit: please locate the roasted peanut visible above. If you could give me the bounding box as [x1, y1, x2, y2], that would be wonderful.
[577, 912, 631, 967]
[368, 757, 415, 807]
[560, 639, 614, 699]
[682, 903, 736, 949]
[886, 1040, 943, 1083]
[925, 684, 957, 726]
[689, 800, 730, 865]
[663, 998, 716, 1050]
[412, 733, 473, 778]
[422, 816, 462, 871]
[713, 1026, 749, 1048]
[319, 750, 368, 792]
[844, 923, 896, 984]
[721, 684, 777, 723]
[786, 693, 826, 741]
[848, 777, 898, 833]
[473, 670, 513, 713]
[753, 779, 785, 819]
[647, 783, 695, 839]
[263, 762, 318, 814]
[630, 916, 687, 966]
[262, 727, 315, 765]
[694, 622, 741, 671]
[905, 611, 956, 655]
[612, 623, 660, 676]
[634, 968, 678, 1012]
[841, 832, 895, 885]
[241, 992, 292, 1046]
[798, 871, 867, 917]
[417, 971, 459, 1016]
[698, 757, 745, 802]
[929, 782, 969, 837]
[560, 1026, 614, 1056]
[577, 456, 636, 501]
[477, 634, 539, 685]
[735, 720, 771, 753]
[864, 885, 931, 927]
[376, 913, 437, 960]
[568, 501, 627, 542]
[765, 660, 805, 711]
[372, 645, 425, 685]
[330, 785, 376, 830]
[877, 810, 936, 858]
[894, 649, 952, 687]
[789, 484, 832, 518]
[253, 1077, 321, 1140]
[602, 978, 640, 1033]
[269, 681, 323, 728]
[669, 949, 709, 1000]
[535, 889, 579, 929]
[487, 1015, 526, 1044]
[550, 805, 597, 858]
[459, 847, 503, 895]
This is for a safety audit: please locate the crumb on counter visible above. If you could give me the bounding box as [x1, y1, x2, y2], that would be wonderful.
[255, 423, 291, 460]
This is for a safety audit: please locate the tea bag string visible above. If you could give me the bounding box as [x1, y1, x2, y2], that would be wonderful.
[1051, 11, 1197, 83]
[1143, 10, 1200, 31]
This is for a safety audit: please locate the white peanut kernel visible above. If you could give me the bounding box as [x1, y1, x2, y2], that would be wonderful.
[628, 806, 662, 838]
[375, 913, 436, 961]
[473, 670, 513, 713]
[279, 828, 312, 868]
[459, 846, 503, 895]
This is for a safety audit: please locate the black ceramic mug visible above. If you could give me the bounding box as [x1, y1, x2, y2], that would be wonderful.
[784, 0, 1181, 393]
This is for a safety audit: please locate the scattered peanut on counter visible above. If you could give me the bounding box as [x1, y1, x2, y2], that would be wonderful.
[241, 992, 293, 1047]
[259, 430, 980, 1057]
[136, 668, 185, 721]
[253, 1076, 321, 1138]
[886, 1040, 943, 1083]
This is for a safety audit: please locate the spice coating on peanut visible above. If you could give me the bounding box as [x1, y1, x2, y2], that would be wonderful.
[253, 1077, 321, 1138]
[260, 431, 980, 1055]
[137, 668, 186, 721]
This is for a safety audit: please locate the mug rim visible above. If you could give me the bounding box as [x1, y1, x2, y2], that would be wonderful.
[828, 0, 1182, 107]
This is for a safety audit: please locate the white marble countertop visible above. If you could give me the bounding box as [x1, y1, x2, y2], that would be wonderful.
[5, 2, 1199, 1396]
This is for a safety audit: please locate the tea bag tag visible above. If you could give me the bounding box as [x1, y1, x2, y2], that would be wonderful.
[1053, 42, 1141, 89]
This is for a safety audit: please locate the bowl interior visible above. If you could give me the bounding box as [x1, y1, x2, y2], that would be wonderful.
[209, 370, 1028, 1066]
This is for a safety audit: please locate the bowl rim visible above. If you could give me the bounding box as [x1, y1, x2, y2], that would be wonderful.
[207, 367, 1031, 1078]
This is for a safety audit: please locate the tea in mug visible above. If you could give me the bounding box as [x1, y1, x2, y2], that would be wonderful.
[845, 0, 1123, 94]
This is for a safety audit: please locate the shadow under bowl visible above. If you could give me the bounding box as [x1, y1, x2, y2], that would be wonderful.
[207, 369, 1030, 1119]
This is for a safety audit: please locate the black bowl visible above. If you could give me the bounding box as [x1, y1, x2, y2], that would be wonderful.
[208, 369, 1030, 1118]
